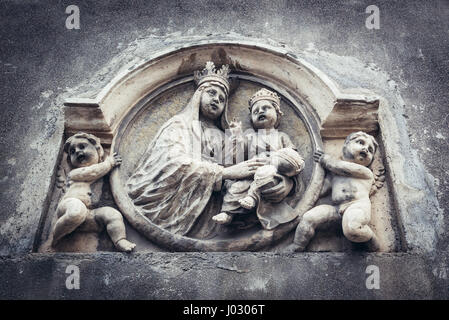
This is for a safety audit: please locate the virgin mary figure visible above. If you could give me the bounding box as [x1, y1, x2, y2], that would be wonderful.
[126, 62, 295, 239]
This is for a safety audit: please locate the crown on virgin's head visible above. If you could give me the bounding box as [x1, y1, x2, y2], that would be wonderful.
[194, 61, 230, 94]
[249, 88, 281, 109]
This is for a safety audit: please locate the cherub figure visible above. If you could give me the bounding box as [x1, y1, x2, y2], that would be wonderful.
[51, 132, 136, 252]
[212, 88, 305, 229]
[286, 131, 384, 252]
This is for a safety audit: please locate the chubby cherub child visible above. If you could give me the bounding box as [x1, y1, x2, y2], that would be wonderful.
[212, 88, 304, 229]
[286, 131, 381, 252]
[51, 132, 136, 252]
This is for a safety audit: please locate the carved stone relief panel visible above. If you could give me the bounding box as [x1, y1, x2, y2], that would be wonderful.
[36, 41, 402, 253]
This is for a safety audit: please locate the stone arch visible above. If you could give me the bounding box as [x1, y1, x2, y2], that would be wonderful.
[64, 38, 380, 251]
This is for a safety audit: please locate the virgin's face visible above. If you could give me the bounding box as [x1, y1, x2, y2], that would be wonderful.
[200, 85, 226, 120]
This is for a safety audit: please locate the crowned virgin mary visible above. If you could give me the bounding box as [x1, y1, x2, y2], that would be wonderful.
[126, 62, 294, 239]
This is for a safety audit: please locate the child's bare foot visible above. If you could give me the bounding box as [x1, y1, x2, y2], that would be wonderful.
[239, 196, 256, 210]
[115, 239, 136, 252]
[212, 212, 232, 225]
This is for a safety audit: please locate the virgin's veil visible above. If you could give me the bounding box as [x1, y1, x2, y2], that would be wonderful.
[126, 82, 229, 237]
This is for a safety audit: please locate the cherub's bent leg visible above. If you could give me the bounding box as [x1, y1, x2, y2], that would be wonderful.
[52, 198, 88, 246]
[93, 207, 135, 252]
[286, 205, 340, 252]
[341, 202, 373, 243]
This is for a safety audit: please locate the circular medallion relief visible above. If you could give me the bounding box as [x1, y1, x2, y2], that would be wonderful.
[110, 68, 324, 252]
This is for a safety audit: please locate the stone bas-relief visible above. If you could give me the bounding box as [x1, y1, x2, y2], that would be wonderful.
[126, 62, 303, 240]
[42, 133, 136, 252]
[286, 132, 384, 252]
[4, 23, 441, 298]
[39, 53, 400, 253]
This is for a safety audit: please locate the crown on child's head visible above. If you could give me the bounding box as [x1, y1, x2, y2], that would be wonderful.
[194, 61, 230, 94]
[248, 88, 283, 115]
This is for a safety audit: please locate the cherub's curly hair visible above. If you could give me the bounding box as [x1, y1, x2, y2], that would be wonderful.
[64, 132, 105, 164]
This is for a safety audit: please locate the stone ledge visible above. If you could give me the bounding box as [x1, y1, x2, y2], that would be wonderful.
[1, 252, 447, 299]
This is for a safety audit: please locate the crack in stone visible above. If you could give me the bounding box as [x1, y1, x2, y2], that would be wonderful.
[216, 264, 250, 273]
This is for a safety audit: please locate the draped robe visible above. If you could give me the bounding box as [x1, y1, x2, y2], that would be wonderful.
[126, 84, 304, 238]
[126, 86, 228, 238]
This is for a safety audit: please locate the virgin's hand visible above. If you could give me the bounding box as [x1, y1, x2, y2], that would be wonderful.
[260, 175, 294, 202]
[222, 159, 265, 180]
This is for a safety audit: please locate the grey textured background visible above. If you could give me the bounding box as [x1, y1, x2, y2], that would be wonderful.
[0, 0, 448, 299]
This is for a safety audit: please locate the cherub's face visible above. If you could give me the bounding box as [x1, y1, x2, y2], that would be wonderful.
[68, 138, 99, 168]
[251, 100, 278, 129]
[200, 85, 226, 121]
[343, 135, 375, 167]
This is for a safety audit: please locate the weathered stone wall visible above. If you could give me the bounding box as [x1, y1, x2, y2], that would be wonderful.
[0, 0, 447, 299]
[0, 252, 446, 299]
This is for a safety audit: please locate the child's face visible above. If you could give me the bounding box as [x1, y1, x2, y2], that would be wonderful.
[68, 137, 99, 168]
[251, 100, 278, 129]
[342, 135, 375, 167]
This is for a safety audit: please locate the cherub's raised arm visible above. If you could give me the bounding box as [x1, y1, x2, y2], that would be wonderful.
[68, 161, 112, 182]
[313, 150, 372, 180]
[321, 154, 373, 179]
[69, 153, 121, 182]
